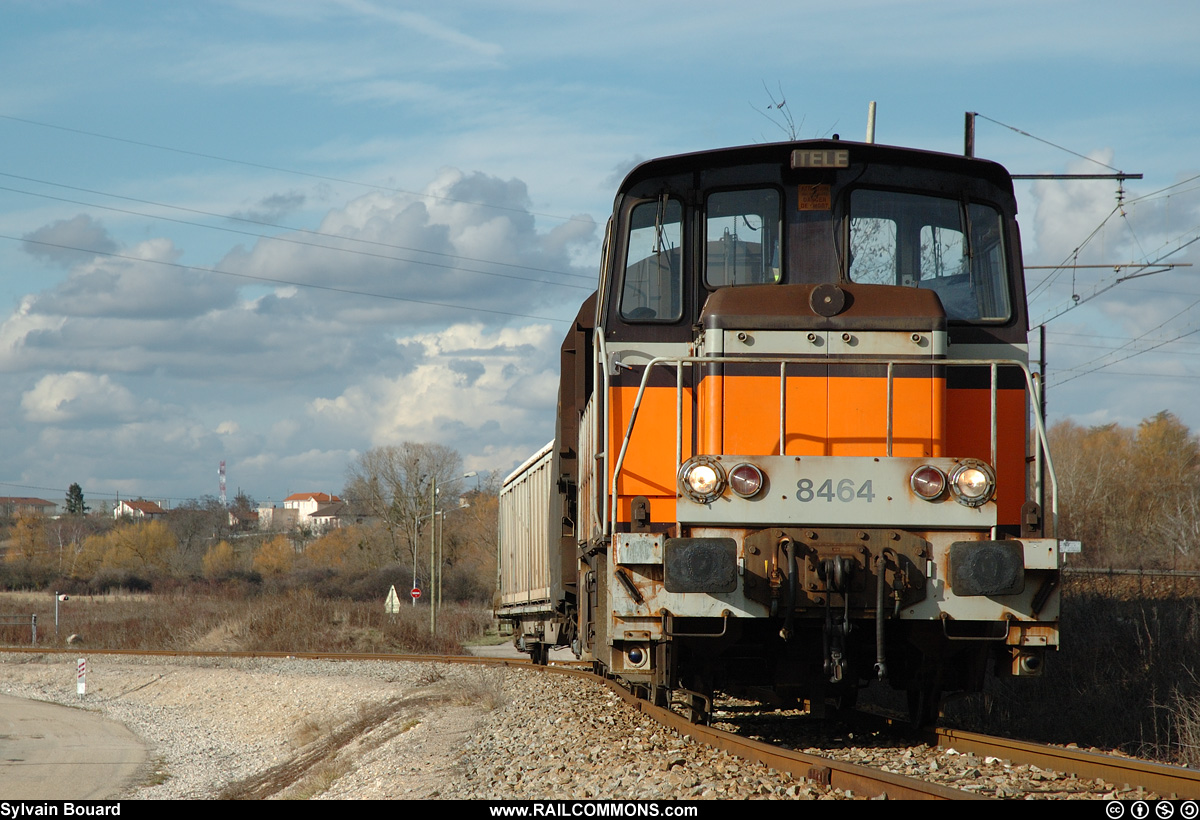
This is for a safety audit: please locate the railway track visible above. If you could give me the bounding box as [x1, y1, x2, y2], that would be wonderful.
[4, 646, 1194, 800]
[932, 726, 1200, 800]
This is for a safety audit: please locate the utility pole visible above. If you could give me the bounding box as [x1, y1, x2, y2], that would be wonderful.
[430, 475, 437, 635]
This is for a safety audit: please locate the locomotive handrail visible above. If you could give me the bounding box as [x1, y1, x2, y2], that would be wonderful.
[596, 332, 613, 537]
[607, 354, 1059, 538]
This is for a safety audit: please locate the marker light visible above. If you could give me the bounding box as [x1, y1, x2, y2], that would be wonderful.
[910, 465, 947, 500]
[728, 463, 765, 498]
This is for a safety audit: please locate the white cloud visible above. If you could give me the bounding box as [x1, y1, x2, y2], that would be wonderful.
[310, 321, 559, 452]
[0, 162, 591, 499]
[21, 372, 145, 424]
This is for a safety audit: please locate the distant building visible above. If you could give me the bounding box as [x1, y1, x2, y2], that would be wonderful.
[0, 497, 58, 517]
[283, 492, 341, 518]
[114, 499, 167, 520]
[309, 500, 349, 532]
[256, 505, 299, 531]
[258, 492, 345, 533]
[228, 508, 259, 531]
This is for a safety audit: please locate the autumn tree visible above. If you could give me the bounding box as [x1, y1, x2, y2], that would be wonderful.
[252, 534, 295, 577]
[202, 540, 239, 578]
[4, 511, 50, 568]
[166, 496, 229, 573]
[438, 483, 500, 602]
[1052, 411, 1200, 568]
[77, 520, 177, 576]
[304, 526, 363, 570]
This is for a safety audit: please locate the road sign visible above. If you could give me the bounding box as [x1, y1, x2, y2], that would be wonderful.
[411, 587, 421, 599]
[385, 585, 401, 614]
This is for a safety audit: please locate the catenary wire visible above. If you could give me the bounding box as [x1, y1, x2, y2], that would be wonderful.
[0, 182, 594, 292]
[0, 113, 593, 226]
[0, 170, 594, 281]
[0, 233, 575, 325]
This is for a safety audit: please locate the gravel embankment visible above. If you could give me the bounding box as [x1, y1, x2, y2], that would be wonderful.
[0, 653, 1158, 800]
[0, 654, 837, 800]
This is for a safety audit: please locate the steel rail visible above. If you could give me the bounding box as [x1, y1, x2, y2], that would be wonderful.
[935, 727, 1200, 799]
[591, 677, 976, 800]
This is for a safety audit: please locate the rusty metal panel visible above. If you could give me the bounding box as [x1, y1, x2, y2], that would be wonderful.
[614, 532, 664, 565]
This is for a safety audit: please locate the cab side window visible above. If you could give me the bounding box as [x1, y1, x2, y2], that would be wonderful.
[620, 198, 683, 322]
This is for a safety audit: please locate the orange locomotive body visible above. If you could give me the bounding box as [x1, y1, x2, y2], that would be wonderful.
[497, 139, 1060, 723]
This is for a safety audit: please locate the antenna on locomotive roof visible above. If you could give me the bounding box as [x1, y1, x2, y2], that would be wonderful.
[866, 101, 877, 144]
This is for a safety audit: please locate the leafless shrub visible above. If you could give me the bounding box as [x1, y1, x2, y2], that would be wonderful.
[1168, 682, 1200, 768]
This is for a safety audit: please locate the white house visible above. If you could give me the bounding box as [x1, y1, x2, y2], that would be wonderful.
[114, 499, 167, 520]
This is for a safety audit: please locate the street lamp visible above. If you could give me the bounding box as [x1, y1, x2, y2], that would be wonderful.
[427, 471, 478, 636]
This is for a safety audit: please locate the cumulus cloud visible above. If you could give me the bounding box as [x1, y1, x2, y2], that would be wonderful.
[309, 321, 560, 450]
[22, 214, 118, 266]
[0, 167, 593, 499]
[21, 372, 146, 424]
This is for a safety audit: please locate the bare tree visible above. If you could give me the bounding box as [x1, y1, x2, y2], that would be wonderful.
[343, 443, 464, 584]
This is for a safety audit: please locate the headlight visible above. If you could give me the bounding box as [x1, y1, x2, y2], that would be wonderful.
[909, 465, 947, 500]
[949, 460, 996, 507]
[677, 456, 726, 504]
[728, 462, 765, 498]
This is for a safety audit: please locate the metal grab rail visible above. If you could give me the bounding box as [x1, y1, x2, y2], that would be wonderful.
[607, 354, 1058, 537]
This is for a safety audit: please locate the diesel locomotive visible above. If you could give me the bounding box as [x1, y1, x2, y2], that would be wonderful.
[497, 138, 1061, 724]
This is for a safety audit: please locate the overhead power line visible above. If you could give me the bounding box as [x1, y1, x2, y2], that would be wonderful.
[972, 113, 1124, 173]
[0, 181, 593, 293]
[0, 113, 594, 225]
[0, 233, 574, 325]
[0, 170, 594, 282]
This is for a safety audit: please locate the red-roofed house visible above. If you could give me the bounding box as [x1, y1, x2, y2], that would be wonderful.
[257, 492, 345, 533]
[0, 497, 59, 517]
[114, 499, 167, 520]
[282, 492, 341, 519]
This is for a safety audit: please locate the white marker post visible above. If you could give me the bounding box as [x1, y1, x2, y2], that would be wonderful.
[77, 658, 86, 700]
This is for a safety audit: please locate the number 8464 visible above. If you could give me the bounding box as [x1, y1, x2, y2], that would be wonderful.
[796, 478, 875, 503]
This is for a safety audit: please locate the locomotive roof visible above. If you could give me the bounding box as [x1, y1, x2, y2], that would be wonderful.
[616, 139, 1015, 195]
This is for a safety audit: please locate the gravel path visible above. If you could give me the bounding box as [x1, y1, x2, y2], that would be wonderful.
[0, 653, 837, 800]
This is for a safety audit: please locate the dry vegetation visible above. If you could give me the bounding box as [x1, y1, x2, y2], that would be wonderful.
[946, 574, 1200, 766]
[0, 587, 493, 655]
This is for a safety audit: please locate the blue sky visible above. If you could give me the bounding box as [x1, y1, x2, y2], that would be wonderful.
[1, 0, 1198, 508]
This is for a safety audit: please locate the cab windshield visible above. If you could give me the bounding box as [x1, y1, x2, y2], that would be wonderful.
[848, 190, 1011, 322]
